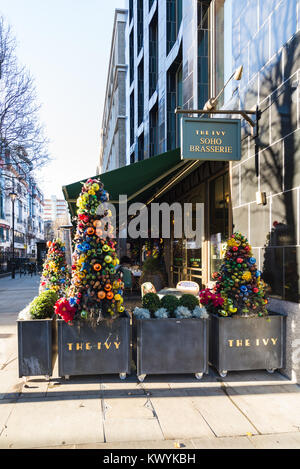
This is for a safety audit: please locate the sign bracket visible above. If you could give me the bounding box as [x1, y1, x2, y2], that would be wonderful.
[175, 107, 261, 137]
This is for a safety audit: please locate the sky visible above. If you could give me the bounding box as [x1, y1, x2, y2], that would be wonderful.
[0, 0, 126, 199]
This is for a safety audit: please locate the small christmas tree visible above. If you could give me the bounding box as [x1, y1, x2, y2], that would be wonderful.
[40, 239, 71, 296]
[212, 232, 268, 317]
[55, 178, 124, 322]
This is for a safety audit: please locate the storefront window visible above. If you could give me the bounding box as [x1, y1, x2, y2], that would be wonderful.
[209, 172, 229, 279]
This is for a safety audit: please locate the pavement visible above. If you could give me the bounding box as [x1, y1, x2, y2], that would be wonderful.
[1, 276, 300, 450]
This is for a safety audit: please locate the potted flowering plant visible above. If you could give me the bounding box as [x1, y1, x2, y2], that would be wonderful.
[201, 232, 286, 378]
[17, 290, 59, 379]
[132, 293, 209, 382]
[55, 179, 130, 380]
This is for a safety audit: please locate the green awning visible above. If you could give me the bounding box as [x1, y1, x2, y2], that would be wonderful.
[63, 148, 189, 218]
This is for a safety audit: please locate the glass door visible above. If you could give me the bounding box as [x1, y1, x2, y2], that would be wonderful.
[209, 172, 230, 280]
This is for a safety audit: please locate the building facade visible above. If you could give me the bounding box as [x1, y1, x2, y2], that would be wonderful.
[98, 9, 128, 174]
[126, 0, 209, 163]
[122, 0, 300, 380]
[0, 148, 44, 270]
[43, 195, 69, 222]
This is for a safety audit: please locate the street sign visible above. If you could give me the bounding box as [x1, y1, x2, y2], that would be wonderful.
[181, 117, 241, 161]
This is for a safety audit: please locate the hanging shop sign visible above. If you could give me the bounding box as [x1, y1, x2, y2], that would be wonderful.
[181, 117, 241, 161]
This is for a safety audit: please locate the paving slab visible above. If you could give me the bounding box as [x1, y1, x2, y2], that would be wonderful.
[187, 387, 258, 437]
[250, 432, 300, 449]
[150, 394, 214, 440]
[103, 396, 164, 443]
[191, 436, 255, 449]
[224, 380, 300, 434]
[39, 439, 195, 449]
[0, 396, 104, 449]
[0, 399, 17, 439]
[0, 368, 23, 400]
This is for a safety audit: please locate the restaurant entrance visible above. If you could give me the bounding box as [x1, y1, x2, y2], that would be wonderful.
[168, 164, 230, 289]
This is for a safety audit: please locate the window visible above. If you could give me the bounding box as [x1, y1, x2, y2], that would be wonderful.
[18, 200, 22, 223]
[137, 0, 144, 53]
[129, 30, 134, 84]
[149, 12, 158, 98]
[0, 190, 4, 219]
[130, 151, 135, 165]
[176, 65, 183, 147]
[130, 91, 135, 146]
[209, 172, 229, 279]
[167, 0, 182, 54]
[149, 104, 158, 157]
[167, 54, 182, 150]
[138, 133, 144, 161]
[198, 0, 210, 108]
[138, 59, 144, 125]
[129, 0, 133, 22]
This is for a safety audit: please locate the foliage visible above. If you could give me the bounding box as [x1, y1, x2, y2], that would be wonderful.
[174, 306, 192, 319]
[142, 256, 161, 273]
[199, 288, 225, 315]
[160, 295, 180, 314]
[154, 308, 169, 319]
[29, 290, 59, 320]
[0, 16, 49, 170]
[133, 307, 151, 319]
[142, 292, 161, 313]
[178, 294, 199, 311]
[192, 305, 209, 319]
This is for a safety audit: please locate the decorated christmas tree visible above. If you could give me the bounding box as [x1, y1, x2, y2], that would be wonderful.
[40, 239, 71, 296]
[55, 178, 124, 323]
[211, 232, 268, 317]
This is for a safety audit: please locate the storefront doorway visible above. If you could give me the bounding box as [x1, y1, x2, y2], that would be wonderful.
[169, 166, 230, 288]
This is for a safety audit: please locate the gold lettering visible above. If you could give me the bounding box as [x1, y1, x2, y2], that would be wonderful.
[97, 342, 101, 350]
[190, 145, 195, 152]
[76, 343, 83, 351]
[86, 342, 92, 351]
[271, 338, 278, 345]
[236, 340, 243, 347]
[228, 340, 234, 347]
[262, 338, 269, 346]
[256, 339, 260, 346]
[67, 343, 73, 351]
[245, 339, 250, 347]
[104, 342, 111, 350]
[114, 341, 121, 350]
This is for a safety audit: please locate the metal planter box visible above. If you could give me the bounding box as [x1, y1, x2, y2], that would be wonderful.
[18, 318, 57, 378]
[209, 313, 286, 377]
[133, 318, 209, 381]
[57, 315, 131, 379]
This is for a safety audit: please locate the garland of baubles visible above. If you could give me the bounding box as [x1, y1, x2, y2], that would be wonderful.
[54, 178, 124, 322]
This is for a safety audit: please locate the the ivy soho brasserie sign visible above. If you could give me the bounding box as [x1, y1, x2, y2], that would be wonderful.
[181, 117, 241, 161]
